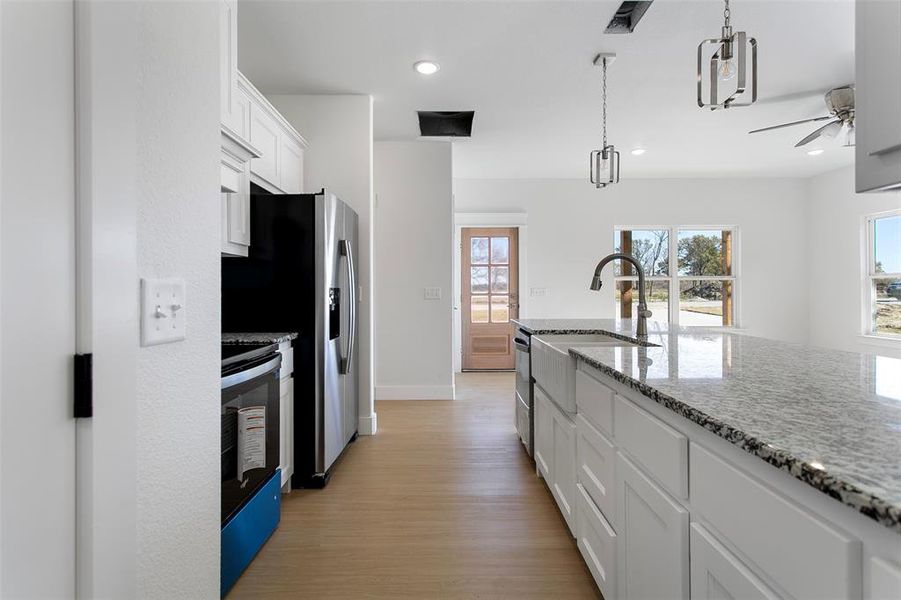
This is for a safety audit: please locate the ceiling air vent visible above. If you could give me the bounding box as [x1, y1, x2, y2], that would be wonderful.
[604, 1, 654, 34]
[417, 111, 474, 137]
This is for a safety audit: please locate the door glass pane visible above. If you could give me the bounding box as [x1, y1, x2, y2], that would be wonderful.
[874, 215, 901, 275]
[490, 266, 509, 293]
[471, 296, 489, 323]
[873, 277, 901, 336]
[470, 267, 489, 294]
[677, 230, 732, 276]
[471, 237, 489, 264]
[615, 280, 669, 324]
[679, 280, 734, 326]
[491, 295, 509, 323]
[491, 237, 509, 264]
[613, 229, 669, 276]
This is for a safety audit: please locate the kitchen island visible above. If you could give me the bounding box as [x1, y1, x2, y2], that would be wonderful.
[513, 318, 901, 600]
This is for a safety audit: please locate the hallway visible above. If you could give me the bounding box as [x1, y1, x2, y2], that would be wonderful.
[228, 372, 601, 599]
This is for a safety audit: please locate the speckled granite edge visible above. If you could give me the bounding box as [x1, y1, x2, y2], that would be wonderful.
[571, 349, 901, 534]
[222, 332, 298, 345]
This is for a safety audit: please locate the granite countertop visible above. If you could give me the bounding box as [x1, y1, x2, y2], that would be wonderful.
[524, 318, 901, 533]
[222, 332, 298, 345]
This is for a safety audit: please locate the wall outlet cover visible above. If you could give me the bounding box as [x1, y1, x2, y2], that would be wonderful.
[530, 287, 548, 297]
[141, 278, 186, 346]
[424, 287, 442, 300]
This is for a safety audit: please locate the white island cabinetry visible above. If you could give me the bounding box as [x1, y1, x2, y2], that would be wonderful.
[527, 334, 899, 600]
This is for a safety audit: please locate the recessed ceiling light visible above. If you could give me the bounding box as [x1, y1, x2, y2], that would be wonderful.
[631, 148, 646, 156]
[807, 149, 824, 156]
[413, 61, 440, 75]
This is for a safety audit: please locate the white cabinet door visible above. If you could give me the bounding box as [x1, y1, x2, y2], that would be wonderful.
[551, 405, 577, 535]
[534, 387, 553, 479]
[856, 0, 901, 191]
[617, 452, 689, 600]
[280, 134, 304, 194]
[249, 102, 281, 188]
[690, 523, 780, 600]
[221, 155, 250, 256]
[219, 0, 239, 133]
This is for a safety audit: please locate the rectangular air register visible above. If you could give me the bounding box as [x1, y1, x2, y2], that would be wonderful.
[417, 111, 474, 137]
[604, 1, 654, 34]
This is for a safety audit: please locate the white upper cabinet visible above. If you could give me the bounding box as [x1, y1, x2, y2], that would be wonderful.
[238, 73, 308, 195]
[856, 0, 901, 192]
[219, 0, 240, 135]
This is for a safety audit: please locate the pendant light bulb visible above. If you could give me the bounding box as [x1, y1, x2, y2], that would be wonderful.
[718, 58, 737, 81]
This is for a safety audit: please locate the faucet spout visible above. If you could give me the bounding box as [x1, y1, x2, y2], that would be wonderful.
[589, 252, 652, 337]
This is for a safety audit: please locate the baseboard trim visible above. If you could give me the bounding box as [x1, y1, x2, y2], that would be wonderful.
[358, 413, 378, 436]
[375, 385, 456, 400]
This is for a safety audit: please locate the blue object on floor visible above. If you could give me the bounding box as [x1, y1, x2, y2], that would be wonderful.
[221, 470, 281, 597]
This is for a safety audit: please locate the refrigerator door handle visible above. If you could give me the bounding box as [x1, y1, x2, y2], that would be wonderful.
[339, 239, 356, 375]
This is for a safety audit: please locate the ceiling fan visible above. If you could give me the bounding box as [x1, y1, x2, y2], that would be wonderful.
[748, 85, 855, 147]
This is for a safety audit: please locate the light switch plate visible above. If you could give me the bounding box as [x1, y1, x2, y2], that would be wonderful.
[424, 287, 442, 300]
[141, 278, 186, 346]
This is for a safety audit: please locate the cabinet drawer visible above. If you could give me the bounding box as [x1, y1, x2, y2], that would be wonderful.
[614, 396, 687, 499]
[575, 369, 614, 436]
[690, 443, 861, 600]
[576, 483, 617, 600]
[690, 523, 779, 600]
[576, 414, 616, 529]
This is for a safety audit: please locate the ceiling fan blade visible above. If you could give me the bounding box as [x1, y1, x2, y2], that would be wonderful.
[795, 120, 843, 147]
[748, 116, 833, 135]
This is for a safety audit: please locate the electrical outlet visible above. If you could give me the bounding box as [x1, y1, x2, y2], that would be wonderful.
[424, 287, 442, 300]
[530, 287, 548, 297]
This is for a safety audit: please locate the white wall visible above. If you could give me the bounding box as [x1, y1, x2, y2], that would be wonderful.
[268, 94, 377, 433]
[454, 178, 811, 344]
[807, 167, 901, 358]
[75, 2, 222, 598]
[134, 3, 221, 597]
[374, 142, 454, 399]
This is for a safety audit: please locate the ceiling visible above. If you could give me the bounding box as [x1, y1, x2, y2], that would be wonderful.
[238, 0, 855, 179]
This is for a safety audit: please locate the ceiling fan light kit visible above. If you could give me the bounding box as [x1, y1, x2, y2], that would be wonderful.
[697, 0, 757, 110]
[590, 52, 620, 189]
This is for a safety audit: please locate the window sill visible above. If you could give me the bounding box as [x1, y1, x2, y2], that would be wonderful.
[858, 334, 901, 349]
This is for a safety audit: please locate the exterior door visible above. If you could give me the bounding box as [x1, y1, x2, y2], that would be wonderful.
[1, 0, 77, 596]
[462, 227, 519, 370]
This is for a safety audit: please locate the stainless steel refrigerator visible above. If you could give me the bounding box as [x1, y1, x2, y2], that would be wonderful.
[222, 187, 359, 488]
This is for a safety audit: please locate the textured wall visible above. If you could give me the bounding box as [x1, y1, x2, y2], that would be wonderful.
[134, 2, 221, 597]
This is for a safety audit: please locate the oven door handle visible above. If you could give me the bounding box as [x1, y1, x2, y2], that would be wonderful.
[221, 355, 281, 390]
[339, 239, 356, 375]
[514, 338, 530, 353]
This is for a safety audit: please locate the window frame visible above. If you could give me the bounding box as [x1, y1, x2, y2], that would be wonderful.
[613, 225, 741, 328]
[862, 209, 901, 341]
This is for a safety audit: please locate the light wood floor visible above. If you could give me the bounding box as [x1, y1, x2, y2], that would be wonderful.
[228, 372, 601, 599]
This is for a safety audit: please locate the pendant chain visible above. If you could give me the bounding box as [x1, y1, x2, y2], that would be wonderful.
[723, 0, 731, 28]
[601, 58, 608, 149]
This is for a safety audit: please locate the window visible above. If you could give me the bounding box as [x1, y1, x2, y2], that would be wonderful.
[865, 211, 901, 339]
[614, 227, 737, 327]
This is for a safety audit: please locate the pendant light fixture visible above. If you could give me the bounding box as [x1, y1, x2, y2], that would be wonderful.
[697, 0, 757, 110]
[590, 53, 620, 189]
